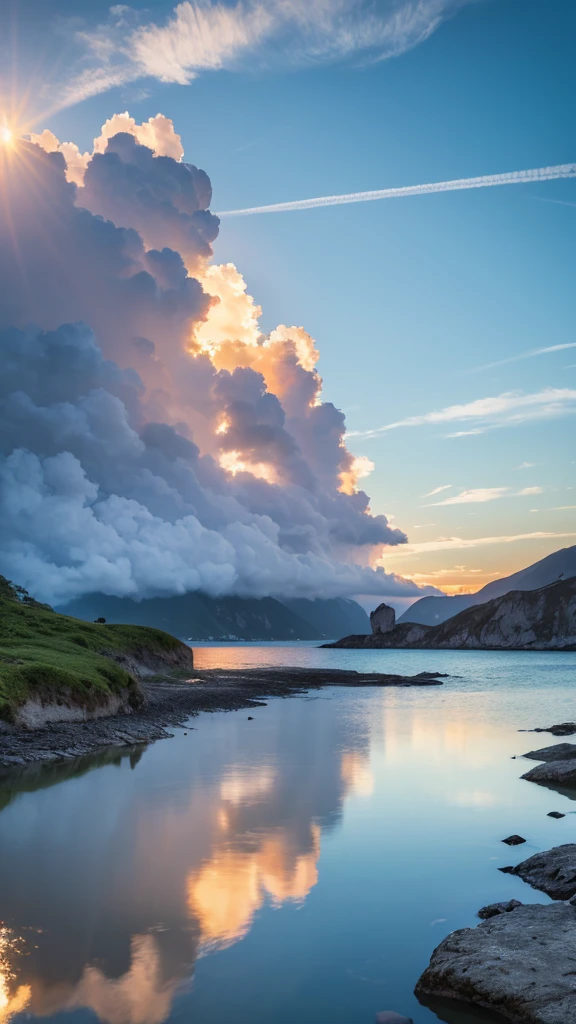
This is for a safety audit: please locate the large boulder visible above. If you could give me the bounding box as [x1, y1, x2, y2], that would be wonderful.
[522, 760, 576, 787]
[509, 844, 576, 900]
[370, 603, 396, 634]
[415, 902, 576, 1023]
[523, 743, 576, 762]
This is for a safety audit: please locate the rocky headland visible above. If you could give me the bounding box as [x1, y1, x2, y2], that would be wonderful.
[323, 578, 576, 651]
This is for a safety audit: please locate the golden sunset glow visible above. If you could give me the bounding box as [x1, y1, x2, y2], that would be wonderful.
[0, 126, 13, 146]
[0, 929, 31, 1024]
[187, 825, 321, 950]
[71, 935, 175, 1024]
[340, 750, 375, 797]
[218, 450, 277, 483]
[339, 454, 375, 495]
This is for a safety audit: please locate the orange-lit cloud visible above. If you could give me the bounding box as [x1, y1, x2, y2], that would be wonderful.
[30, 113, 183, 186]
[188, 825, 321, 950]
[341, 750, 375, 797]
[70, 935, 179, 1024]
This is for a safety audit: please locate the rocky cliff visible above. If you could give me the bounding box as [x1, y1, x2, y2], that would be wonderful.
[324, 578, 576, 651]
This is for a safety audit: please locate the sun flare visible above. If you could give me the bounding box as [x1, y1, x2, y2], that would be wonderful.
[0, 126, 13, 146]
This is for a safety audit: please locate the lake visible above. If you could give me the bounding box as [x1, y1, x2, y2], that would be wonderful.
[1, 646, 575, 1024]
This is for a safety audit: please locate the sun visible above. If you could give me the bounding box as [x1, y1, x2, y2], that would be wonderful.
[1, 125, 14, 146]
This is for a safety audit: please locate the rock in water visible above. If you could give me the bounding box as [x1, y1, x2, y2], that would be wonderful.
[415, 903, 576, 1024]
[502, 834, 526, 846]
[523, 743, 576, 762]
[509, 844, 576, 899]
[477, 899, 522, 919]
[548, 811, 566, 819]
[370, 603, 396, 634]
[522, 759, 576, 787]
[529, 723, 576, 736]
[375, 1013, 413, 1024]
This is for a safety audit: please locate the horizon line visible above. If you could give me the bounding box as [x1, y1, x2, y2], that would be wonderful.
[217, 163, 576, 217]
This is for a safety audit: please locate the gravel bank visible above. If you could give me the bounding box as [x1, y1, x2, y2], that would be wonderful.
[0, 667, 445, 768]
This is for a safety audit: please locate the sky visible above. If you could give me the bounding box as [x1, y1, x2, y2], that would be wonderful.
[0, 0, 575, 602]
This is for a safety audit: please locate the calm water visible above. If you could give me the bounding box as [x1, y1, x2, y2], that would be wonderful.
[1, 647, 576, 1024]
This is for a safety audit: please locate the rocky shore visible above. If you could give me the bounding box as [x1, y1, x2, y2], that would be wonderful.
[415, 724, 576, 1022]
[0, 667, 445, 768]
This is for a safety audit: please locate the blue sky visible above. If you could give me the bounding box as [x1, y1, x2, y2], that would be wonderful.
[3, 0, 575, 594]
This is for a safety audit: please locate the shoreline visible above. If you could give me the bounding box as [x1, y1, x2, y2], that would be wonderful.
[415, 723, 576, 1023]
[321, 639, 576, 652]
[0, 666, 445, 769]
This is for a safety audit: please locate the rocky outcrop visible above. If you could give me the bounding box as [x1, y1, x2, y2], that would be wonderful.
[322, 622, 430, 648]
[324, 578, 576, 650]
[508, 844, 576, 900]
[525, 723, 576, 736]
[415, 902, 576, 1023]
[477, 899, 522, 919]
[370, 603, 395, 634]
[522, 759, 576, 787]
[416, 578, 576, 650]
[523, 743, 576, 762]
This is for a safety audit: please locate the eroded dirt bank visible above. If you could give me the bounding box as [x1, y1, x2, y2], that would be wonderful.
[0, 667, 444, 768]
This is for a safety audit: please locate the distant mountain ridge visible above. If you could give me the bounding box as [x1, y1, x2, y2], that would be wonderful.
[398, 545, 576, 626]
[57, 592, 370, 641]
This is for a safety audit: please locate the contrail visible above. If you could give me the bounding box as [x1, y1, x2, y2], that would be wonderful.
[217, 163, 576, 217]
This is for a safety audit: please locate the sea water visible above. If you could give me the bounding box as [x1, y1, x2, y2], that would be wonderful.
[0, 647, 575, 1024]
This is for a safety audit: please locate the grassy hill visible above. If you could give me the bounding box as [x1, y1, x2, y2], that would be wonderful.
[0, 577, 191, 723]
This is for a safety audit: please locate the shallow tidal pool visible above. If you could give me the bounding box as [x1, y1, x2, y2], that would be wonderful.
[1, 646, 576, 1024]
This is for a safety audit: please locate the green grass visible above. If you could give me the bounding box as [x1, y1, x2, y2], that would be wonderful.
[0, 577, 185, 721]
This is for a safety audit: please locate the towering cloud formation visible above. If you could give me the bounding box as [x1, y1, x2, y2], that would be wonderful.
[0, 116, 428, 606]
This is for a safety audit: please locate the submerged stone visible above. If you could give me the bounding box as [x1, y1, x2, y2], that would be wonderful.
[502, 834, 526, 846]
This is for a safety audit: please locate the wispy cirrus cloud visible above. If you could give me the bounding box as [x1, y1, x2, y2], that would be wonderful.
[469, 342, 576, 374]
[421, 484, 452, 497]
[380, 531, 576, 558]
[55, 0, 472, 110]
[424, 485, 543, 507]
[349, 387, 576, 439]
